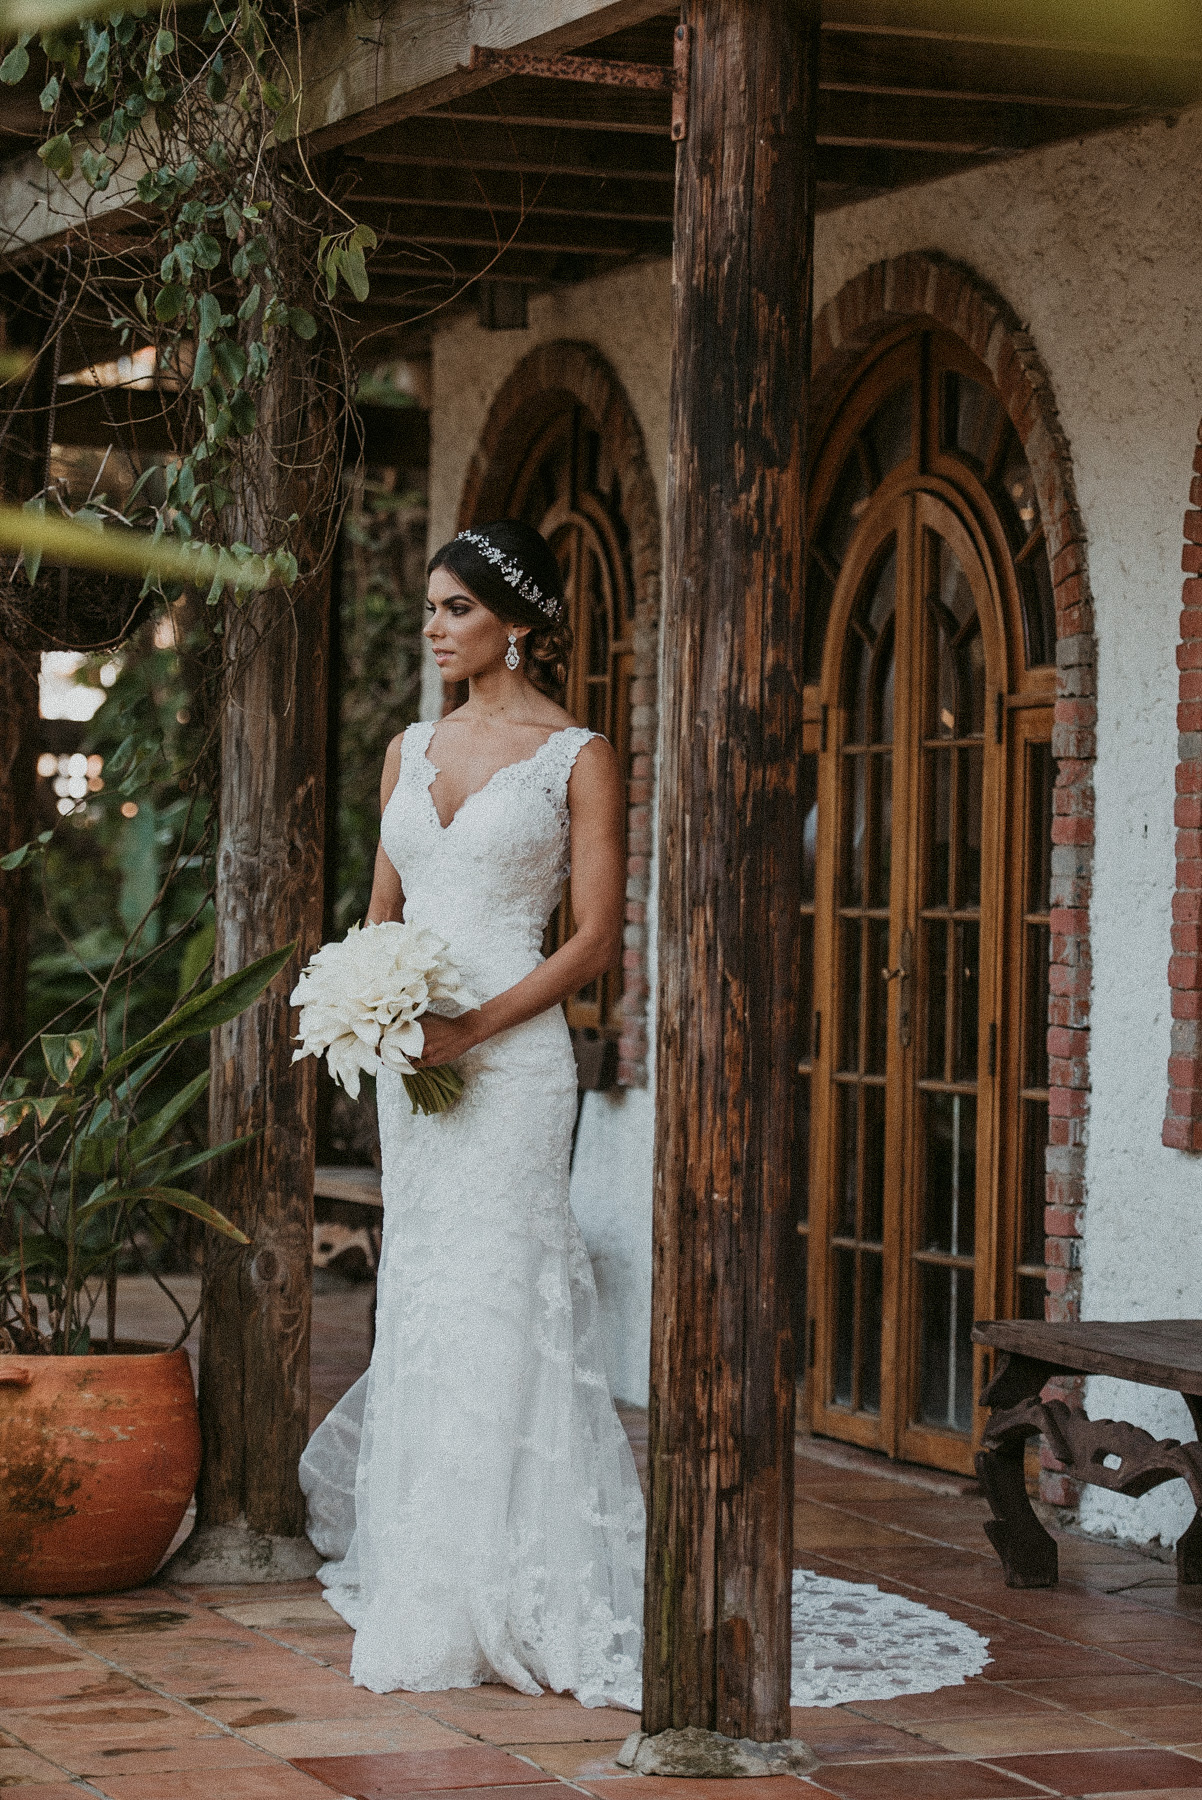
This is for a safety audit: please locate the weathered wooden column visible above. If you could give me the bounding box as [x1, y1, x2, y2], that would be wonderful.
[170, 335, 336, 1582]
[644, 0, 818, 1745]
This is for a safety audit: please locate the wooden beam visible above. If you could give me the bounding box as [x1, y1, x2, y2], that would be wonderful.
[291, 0, 672, 150]
[349, 206, 672, 256]
[821, 0, 1202, 57]
[0, 141, 147, 264]
[645, 0, 815, 1744]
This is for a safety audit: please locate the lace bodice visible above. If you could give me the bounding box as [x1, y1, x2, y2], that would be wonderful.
[381, 720, 595, 1000]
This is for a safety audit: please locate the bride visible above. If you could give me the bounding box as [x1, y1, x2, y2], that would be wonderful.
[300, 519, 646, 1707]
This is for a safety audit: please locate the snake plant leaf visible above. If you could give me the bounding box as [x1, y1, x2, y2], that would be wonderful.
[103, 942, 297, 1080]
[77, 1184, 250, 1243]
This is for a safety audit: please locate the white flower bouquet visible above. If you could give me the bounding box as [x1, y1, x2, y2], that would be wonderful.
[290, 921, 480, 1115]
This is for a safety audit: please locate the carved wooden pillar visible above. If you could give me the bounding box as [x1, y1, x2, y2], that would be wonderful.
[644, 0, 819, 1742]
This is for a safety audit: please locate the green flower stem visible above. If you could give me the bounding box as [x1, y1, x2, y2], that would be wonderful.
[401, 1064, 465, 1116]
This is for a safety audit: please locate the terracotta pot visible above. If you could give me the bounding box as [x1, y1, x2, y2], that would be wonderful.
[0, 1345, 200, 1596]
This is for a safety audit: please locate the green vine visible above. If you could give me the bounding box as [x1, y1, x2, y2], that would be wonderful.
[1, 0, 374, 601]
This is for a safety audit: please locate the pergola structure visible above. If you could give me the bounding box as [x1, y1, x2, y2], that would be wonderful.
[1, 0, 1200, 1748]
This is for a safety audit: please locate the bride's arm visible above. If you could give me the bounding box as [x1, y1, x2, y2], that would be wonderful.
[417, 737, 625, 1064]
[364, 734, 406, 925]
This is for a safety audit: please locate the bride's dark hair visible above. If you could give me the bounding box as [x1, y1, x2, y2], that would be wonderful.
[427, 520, 573, 705]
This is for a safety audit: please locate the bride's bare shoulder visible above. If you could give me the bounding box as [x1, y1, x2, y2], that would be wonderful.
[380, 728, 411, 807]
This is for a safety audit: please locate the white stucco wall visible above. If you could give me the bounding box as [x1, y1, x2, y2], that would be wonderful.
[427, 105, 1202, 1511]
[426, 261, 672, 1404]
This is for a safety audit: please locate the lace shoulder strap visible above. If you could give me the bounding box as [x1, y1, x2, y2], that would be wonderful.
[541, 725, 598, 786]
[399, 718, 437, 779]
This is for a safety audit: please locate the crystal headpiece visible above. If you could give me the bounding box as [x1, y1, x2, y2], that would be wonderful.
[454, 529, 562, 622]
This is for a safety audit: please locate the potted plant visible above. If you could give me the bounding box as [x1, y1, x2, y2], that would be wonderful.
[0, 942, 294, 1596]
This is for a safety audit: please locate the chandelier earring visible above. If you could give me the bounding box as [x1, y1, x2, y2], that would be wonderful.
[505, 631, 521, 672]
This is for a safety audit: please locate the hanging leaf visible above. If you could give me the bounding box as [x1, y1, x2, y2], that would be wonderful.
[0, 36, 31, 83]
[39, 73, 60, 110]
[42, 1029, 99, 1086]
[79, 1184, 250, 1244]
[154, 282, 185, 321]
[287, 307, 316, 339]
[103, 941, 298, 1079]
[0, 829, 53, 872]
[38, 132, 75, 181]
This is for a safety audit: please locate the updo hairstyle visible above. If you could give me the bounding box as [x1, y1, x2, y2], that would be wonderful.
[427, 520, 573, 705]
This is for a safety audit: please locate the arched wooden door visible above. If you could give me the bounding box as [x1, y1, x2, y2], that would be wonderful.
[799, 328, 1057, 1475]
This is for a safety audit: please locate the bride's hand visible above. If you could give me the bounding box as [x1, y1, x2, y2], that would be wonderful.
[415, 1011, 481, 1067]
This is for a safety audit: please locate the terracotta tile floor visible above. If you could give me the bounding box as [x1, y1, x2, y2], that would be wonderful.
[8, 1279, 1202, 1796]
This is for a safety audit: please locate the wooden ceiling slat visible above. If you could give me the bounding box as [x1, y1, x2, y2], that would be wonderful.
[821, 0, 1202, 56]
[342, 115, 676, 179]
[351, 205, 672, 256]
[340, 163, 673, 220]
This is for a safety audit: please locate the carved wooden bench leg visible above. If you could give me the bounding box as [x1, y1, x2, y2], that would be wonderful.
[975, 1429, 1059, 1588]
[976, 1350, 1061, 1589]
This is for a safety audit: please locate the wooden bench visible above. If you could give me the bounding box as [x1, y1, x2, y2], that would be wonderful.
[971, 1318, 1202, 1589]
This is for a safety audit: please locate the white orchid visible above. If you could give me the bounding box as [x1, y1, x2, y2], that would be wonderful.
[290, 921, 480, 1108]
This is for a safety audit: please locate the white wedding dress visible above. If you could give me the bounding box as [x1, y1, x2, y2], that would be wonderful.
[300, 719, 991, 1712]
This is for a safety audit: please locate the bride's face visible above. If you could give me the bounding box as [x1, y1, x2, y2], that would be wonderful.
[424, 566, 527, 680]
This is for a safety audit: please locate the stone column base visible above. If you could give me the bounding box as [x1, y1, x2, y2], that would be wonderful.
[618, 1728, 816, 1778]
[162, 1518, 321, 1585]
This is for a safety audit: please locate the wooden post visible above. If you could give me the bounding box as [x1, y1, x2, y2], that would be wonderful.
[644, 0, 818, 1744]
[169, 331, 337, 1582]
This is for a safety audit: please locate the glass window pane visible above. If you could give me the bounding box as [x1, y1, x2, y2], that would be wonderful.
[868, 753, 892, 907]
[842, 753, 866, 901]
[818, 452, 870, 567]
[833, 1247, 856, 1406]
[839, 918, 863, 1072]
[953, 921, 981, 1083]
[859, 1251, 883, 1414]
[918, 1261, 975, 1431]
[942, 370, 1002, 470]
[992, 424, 1040, 544]
[922, 1092, 977, 1257]
[862, 1085, 886, 1244]
[1019, 552, 1056, 669]
[1027, 743, 1053, 912]
[836, 1086, 858, 1236]
[928, 747, 952, 906]
[957, 745, 984, 907]
[1023, 922, 1051, 1089]
[865, 918, 892, 1076]
[864, 384, 913, 482]
[924, 918, 949, 1081]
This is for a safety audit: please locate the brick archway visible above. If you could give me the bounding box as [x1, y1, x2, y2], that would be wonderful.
[1163, 422, 1202, 1148]
[458, 341, 661, 1087]
[812, 253, 1096, 1346]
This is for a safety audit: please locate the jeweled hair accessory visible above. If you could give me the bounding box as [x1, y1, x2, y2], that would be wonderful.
[455, 529, 562, 622]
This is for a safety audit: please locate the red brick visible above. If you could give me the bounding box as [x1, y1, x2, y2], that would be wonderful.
[1166, 1084, 1202, 1120]
[1054, 697, 1097, 726]
[1169, 953, 1202, 989]
[1180, 672, 1202, 703]
[1049, 964, 1091, 998]
[1047, 1026, 1088, 1059]
[1177, 762, 1202, 794]
[1172, 988, 1202, 1020]
[1185, 510, 1202, 544]
[1050, 906, 1089, 936]
[1049, 1084, 1088, 1116]
[1177, 858, 1202, 891]
[1179, 640, 1202, 670]
[1178, 830, 1202, 861]
[1173, 922, 1202, 954]
[1168, 1055, 1201, 1087]
[1175, 889, 1202, 921]
[1045, 1201, 1083, 1234]
[1163, 1115, 1202, 1151]
[1050, 815, 1094, 846]
[1184, 544, 1202, 574]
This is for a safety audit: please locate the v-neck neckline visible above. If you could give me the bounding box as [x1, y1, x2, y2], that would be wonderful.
[420, 723, 572, 833]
